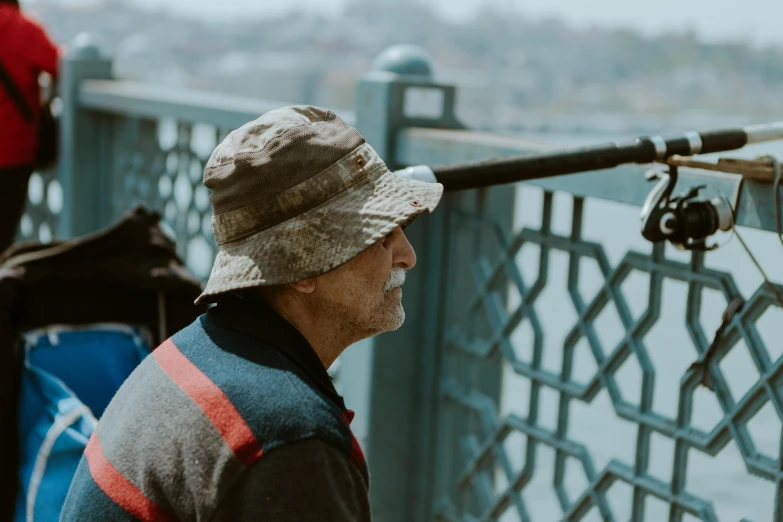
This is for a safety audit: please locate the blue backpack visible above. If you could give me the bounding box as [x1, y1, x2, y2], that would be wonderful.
[14, 325, 150, 522]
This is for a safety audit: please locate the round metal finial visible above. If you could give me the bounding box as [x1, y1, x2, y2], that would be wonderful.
[69, 33, 102, 60]
[371, 44, 434, 79]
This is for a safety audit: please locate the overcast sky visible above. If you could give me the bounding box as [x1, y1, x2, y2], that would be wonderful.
[43, 0, 783, 47]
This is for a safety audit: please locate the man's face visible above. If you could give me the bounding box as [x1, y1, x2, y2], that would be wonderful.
[310, 226, 417, 338]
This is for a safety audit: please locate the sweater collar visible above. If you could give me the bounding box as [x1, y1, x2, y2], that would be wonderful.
[207, 293, 345, 410]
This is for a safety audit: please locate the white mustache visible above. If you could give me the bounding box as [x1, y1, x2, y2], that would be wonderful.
[384, 268, 407, 292]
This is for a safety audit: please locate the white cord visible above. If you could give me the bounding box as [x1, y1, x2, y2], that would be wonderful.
[26, 404, 96, 522]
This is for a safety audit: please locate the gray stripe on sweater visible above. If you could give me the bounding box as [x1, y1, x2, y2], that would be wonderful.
[95, 356, 246, 521]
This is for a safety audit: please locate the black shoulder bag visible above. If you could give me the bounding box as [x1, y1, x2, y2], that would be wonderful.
[0, 60, 58, 170]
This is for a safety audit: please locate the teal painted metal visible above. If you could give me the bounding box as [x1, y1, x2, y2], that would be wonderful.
[388, 56, 783, 522]
[371, 44, 435, 79]
[58, 34, 113, 239]
[18, 165, 61, 243]
[78, 80, 356, 129]
[430, 188, 515, 522]
[105, 116, 222, 279]
[354, 51, 482, 522]
[426, 183, 783, 520]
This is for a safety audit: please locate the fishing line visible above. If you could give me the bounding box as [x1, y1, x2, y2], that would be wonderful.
[731, 216, 783, 309]
[762, 155, 783, 247]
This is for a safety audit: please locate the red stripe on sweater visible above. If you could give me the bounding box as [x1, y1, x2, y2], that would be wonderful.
[349, 435, 366, 468]
[154, 338, 263, 466]
[84, 434, 173, 522]
[342, 411, 366, 468]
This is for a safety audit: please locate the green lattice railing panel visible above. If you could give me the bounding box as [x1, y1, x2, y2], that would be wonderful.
[434, 185, 783, 522]
[108, 116, 230, 281]
[18, 166, 61, 243]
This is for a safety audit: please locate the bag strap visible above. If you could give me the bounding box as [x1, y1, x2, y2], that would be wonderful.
[0, 59, 34, 123]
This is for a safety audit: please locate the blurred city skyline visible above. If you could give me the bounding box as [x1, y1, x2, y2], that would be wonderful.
[29, 0, 783, 48]
[24, 0, 783, 134]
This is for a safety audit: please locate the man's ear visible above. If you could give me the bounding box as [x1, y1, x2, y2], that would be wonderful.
[289, 277, 317, 294]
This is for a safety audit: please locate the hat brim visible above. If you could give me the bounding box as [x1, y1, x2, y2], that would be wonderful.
[195, 170, 443, 304]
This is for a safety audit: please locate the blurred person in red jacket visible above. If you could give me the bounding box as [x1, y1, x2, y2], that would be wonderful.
[0, 0, 59, 253]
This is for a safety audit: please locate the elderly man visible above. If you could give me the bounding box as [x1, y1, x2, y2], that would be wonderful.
[61, 106, 443, 521]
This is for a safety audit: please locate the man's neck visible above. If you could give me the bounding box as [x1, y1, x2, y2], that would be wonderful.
[271, 299, 363, 370]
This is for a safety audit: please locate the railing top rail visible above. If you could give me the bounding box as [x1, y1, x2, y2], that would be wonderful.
[397, 127, 781, 233]
[78, 79, 357, 129]
[73, 75, 781, 236]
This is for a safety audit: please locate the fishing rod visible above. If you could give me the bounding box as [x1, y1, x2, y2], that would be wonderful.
[399, 122, 783, 191]
[395, 121, 783, 251]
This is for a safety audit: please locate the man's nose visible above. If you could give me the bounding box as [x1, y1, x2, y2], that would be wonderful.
[391, 227, 416, 270]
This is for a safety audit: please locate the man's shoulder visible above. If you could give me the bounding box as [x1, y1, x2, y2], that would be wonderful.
[82, 316, 356, 520]
[101, 315, 353, 453]
[172, 315, 351, 441]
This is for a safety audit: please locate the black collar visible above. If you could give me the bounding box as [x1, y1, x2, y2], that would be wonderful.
[206, 293, 345, 410]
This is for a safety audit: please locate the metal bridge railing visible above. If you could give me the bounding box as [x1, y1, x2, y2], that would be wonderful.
[427, 185, 783, 522]
[395, 108, 783, 522]
[21, 36, 783, 522]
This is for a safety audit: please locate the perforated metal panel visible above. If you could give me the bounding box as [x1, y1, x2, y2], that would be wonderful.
[106, 116, 228, 281]
[433, 186, 783, 522]
[18, 166, 62, 244]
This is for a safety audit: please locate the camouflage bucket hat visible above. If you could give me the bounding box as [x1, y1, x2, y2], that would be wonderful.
[195, 105, 444, 304]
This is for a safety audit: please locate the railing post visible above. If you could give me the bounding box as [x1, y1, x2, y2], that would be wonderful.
[58, 34, 113, 239]
[352, 44, 456, 522]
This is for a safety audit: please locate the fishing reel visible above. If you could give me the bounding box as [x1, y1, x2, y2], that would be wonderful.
[640, 165, 734, 251]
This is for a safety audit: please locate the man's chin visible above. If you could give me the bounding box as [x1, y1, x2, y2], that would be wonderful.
[388, 305, 406, 331]
[390, 306, 405, 332]
[377, 304, 405, 333]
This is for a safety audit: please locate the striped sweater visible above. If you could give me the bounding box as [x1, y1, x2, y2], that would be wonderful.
[61, 295, 370, 521]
